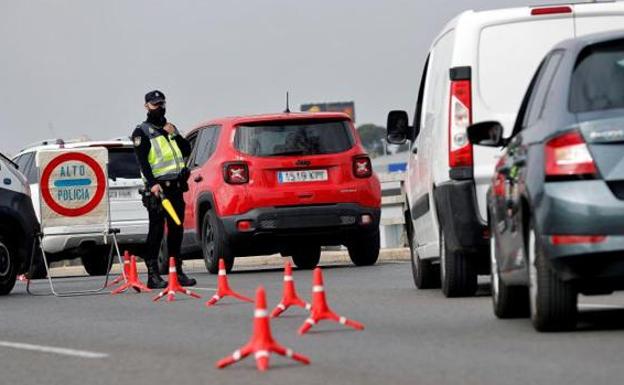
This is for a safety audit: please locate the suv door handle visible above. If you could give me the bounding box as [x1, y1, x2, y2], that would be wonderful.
[193, 175, 203, 183]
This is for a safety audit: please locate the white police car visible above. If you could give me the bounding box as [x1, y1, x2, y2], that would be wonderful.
[12, 139, 149, 276]
[0, 152, 39, 294]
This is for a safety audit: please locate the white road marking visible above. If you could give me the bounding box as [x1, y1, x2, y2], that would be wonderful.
[0, 341, 108, 359]
[579, 303, 624, 310]
[192, 287, 217, 291]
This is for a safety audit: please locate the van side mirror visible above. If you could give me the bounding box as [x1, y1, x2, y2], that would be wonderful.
[386, 110, 410, 145]
[467, 121, 505, 147]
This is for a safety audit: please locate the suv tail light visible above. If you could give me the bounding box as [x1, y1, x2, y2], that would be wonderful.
[449, 79, 473, 169]
[353, 155, 372, 178]
[223, 161, 249, 184]
[545, 131, 597, 178]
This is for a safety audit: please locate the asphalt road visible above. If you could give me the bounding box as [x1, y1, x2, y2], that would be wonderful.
[1, 260, 624, 385]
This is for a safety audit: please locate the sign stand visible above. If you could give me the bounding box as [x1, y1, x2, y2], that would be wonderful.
[26, 148, 126, 297]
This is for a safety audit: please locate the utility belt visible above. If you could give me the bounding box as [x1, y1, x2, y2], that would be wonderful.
[139, 168, 190, 211]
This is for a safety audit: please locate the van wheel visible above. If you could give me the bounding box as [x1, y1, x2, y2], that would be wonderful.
[491, 230, 529, 318]
[410, 230, 440, 289]
[81, 247, 113, 276]
[347, 230, 380, 266]
[291, 245, 321, 270]
[202, 210, 233, 274]
[528, 225, 577, 331]
[0, 234, 18, 295]
[440, 230, 477, 297]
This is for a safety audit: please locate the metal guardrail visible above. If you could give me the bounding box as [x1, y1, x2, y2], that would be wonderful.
[378, 172, 406, 226]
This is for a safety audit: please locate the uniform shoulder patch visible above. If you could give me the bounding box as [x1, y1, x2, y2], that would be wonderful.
[133, 136, 142, 147]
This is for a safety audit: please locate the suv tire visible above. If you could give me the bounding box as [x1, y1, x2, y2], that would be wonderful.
[202, 210, 233, 274]
[347, 229, 380, 266]
[490, 228, 529, 318]
[291, 245, 321, 270]
[81, 246, 113, 276]
[440, 230, 477, 297]
[528, 225, 577, 331]
[0, 234, 18, 295]
[409, 230, 440, 289]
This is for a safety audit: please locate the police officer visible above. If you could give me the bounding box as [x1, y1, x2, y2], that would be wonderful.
[132, 90, 196, 289]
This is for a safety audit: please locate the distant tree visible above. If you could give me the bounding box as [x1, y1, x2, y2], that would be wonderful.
[357, 124, 386, 157]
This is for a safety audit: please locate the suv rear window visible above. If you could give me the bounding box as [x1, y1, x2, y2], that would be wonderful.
[108, 148, 141, 180]
[234, 120, 354, 157]
[569, 39, 624, 113]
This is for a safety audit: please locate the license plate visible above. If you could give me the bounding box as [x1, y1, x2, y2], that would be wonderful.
[278, 169, 328, 183]
[109, 188, 137, 200]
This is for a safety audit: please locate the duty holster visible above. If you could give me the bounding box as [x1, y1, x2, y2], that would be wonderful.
[140, 187, 163, 213]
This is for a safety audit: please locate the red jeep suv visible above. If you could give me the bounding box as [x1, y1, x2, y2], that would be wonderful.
[171, 112, 381, 273]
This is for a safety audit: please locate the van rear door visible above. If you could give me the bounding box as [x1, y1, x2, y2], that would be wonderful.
[472, 11, 574, 221]
[573, 2, 624, 35]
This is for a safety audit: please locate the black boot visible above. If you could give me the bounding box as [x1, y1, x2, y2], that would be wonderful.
[175, 258, 196, 287]
[146, 259, 167, 289]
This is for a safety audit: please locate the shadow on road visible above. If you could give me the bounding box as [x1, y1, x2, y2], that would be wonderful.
[576, 308, 624, 332]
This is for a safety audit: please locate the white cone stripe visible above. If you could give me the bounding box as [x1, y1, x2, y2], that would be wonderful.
[284, 276, 294, 282]
[305, 303, 312, 310]
[339, 316, 347, 325]
[254, 309, 269, 318]
[277, 303, 286, 310]
[255, 350, 269, 359]
[305, 318, 315, 325]
[286, 348, 293, 358]
[169, 267, 176, 273]
[212, 294, 221, 301]
[312, 285, 324, 293]
[218, 269, 226, 276]
[233, 350, 242, 361]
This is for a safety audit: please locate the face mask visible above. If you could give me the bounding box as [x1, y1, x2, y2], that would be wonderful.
[147, 106, 166, 122]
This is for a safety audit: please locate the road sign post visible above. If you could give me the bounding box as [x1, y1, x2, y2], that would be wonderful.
[27, 148, 125, 297]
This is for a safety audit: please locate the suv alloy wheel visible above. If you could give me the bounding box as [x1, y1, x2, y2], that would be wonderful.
[202, 210, 233, 274]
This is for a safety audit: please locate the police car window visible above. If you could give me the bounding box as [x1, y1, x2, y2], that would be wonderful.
[20, 152, 38, 183]
[108, 148, 141, 180]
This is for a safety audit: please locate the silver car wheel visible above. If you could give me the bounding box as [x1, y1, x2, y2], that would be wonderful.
[490, 232, 500, 305]
[528, 229, 538, 320]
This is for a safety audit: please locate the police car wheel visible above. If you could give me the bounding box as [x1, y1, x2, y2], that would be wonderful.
[81, 246, 113, 276]
[0, 234, 18, 295]
[201, 210, 233, 274]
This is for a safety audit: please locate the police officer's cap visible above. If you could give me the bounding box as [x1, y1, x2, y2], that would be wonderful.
[145, 90, 166, 104]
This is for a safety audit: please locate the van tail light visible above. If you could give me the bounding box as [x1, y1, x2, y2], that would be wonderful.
[545, 131, 597, 178]
[353, 155, 373, 178]
[531, 6, 572, 16]
[550, 235, 606, 245]
[223, 161, 249, 184]
[448, 79, 473, 169]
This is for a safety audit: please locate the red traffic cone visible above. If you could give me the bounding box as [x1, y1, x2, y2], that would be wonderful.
[112, 254, 151, 294]
[107, 250, 131, 288]
[206, 259, 252, 306]
[153, 257, 201, 302]
[298, 267, 365, 335]
[216, 286, 310, 371]
[271, 261, 311, 318]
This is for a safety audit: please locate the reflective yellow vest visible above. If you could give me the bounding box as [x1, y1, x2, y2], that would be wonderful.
[139, 123, 185, 181]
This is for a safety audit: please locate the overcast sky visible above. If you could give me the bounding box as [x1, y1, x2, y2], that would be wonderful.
[0, 0, 571, 155]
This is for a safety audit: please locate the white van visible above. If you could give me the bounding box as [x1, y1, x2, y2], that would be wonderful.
[386, 2, 624, 297]
[12, 139, 149, 276]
